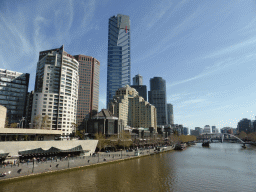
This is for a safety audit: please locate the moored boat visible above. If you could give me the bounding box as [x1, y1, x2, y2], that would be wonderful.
[175, 143, 186, 150]
[202, 141, 210, 147]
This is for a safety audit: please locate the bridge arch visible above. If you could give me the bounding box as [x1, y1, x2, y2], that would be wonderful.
[222, 133, 245, 144]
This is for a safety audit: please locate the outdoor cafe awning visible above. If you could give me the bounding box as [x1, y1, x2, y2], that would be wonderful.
[18, 145, 83, 156]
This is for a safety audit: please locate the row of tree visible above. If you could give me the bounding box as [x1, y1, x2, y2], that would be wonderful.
[238, 131, 256, 142]
[5, 115, 53, 129]
[94, 132, 197, 152]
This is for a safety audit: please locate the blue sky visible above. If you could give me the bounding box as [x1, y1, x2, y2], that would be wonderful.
[1, 0, 256, 131]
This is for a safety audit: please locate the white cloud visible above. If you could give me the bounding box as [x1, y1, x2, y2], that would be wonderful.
[167, 53, 256, 88]
[202, 36, 256, 59]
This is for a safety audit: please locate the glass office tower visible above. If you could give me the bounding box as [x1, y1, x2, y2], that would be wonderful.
[148, 77, 167, 126]
[0, 69, 29, 125]
[106, 14, 131, 107]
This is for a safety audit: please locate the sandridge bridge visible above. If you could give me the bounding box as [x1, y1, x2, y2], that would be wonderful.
[197, 133, 256, 147]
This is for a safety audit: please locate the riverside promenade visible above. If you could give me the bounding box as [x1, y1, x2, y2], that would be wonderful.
[0, 146, 174, 182]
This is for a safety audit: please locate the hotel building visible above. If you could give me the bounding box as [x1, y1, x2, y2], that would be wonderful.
[109, 85, 157, 130]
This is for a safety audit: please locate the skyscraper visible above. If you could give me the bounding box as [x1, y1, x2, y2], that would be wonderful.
[0, 69, 29, 125]
[74, 55, 100, 127]
[203, 125, 211, 133]
[148, 77, 167, 126]
[238, 118, 253, 133]
[131, 74, 147, 101]
[106, 14, 131, 107]
[167, 103, 174, 125]
[24, 91, 34, 128]
[31, 45, 79, 138]
[133, 74, 143, 86]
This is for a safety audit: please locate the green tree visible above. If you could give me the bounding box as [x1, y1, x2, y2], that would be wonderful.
[33, 115, 41, 129]
[41, 115, 51, 129]
[247, 133, 256, 142]
[170, 134, 180, 144]
[76, 130, 83, 139]
[95, 133, 108, 151]
[120, 131, 132, 149]
[5, 117, 9, 128]
[108, 135, 118, 150]
[10, 123, 18, 128]
[179, 135, 197, 143]
[238, 131, 247, 140]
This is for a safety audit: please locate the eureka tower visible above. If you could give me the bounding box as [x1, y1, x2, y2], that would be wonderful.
[106, 14, 131, 107]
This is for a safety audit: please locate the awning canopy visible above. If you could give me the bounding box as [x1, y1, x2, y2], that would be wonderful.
[0, 153, 9, 159]
[18, 145, 83, 155]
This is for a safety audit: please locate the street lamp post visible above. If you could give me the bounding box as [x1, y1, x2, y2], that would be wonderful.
[32, 158, 34, 173]
[121, 149, 122, 159]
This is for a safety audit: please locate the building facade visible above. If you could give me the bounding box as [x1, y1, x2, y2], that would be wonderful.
[238, 118, 253, 133]
[195, 127, 203, 135]
[191, 129, 200, 137]
[0, 105, 7, 128]
[131, 74, 147, 101]
[148, 77, 167, 126]
[24, 91, 34, 128]
[0, 69, 29, 125]
[87, 109, 124, 138]
[133, 74, 143, 86]
[108, 85, 157, 130]
[74, 55, 100, 127]
[212, 126, 218, 133]
[106, 14, 131, 107]
[203, 125, 211, 134]
[31, 45, 79, 137]
[183, 127, 189, 135]
[167, 103, 174, 125]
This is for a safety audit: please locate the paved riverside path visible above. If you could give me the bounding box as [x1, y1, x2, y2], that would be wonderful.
[0, 146, 174, 181]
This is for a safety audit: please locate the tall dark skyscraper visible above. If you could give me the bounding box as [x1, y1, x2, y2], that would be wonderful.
[148, 77, 167, 126]
[133, 74, 143, 86]
[167, 103, 174, 125]
[106, 14, 131, 107]
[131, 74, 147, 101]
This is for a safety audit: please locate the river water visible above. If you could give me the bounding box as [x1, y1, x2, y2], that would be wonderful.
[1, 143, 256, 192]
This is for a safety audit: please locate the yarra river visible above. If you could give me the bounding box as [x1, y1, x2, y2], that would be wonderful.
[1, 143, 256, 192]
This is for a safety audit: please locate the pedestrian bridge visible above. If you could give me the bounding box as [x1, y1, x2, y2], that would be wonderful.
[198, 133, 254, 148]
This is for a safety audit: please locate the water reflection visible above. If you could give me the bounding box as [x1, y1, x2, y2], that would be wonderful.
[1, 143, 256, 192]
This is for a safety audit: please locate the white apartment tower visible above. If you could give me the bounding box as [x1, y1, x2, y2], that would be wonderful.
[31, 46, 79, 138]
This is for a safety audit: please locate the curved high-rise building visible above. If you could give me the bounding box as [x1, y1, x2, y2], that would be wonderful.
[148, 77, 167, 126]
[31, 45, 79, 138]
[106, 14, 131, 107]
